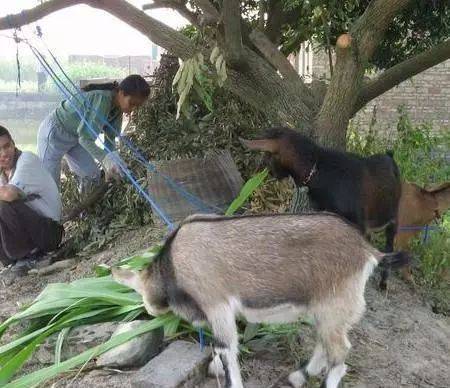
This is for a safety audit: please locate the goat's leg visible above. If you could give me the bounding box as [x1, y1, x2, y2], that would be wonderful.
[379, 220, 397, 290]
[320, 330, 351, 388]
[209, 311, 243, 388]
[384, 220, 396, 252]
[288, 342, 328, 387]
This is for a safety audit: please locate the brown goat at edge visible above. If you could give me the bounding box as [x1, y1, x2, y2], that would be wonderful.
[395, 181, 450, 281]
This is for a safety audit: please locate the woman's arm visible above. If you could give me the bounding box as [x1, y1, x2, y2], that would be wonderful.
[77, 91, 114, 162]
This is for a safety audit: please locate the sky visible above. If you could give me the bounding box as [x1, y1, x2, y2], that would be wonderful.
[0, 0, 188, 58]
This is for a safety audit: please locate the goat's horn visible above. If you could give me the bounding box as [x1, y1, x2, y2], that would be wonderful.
[239, 138, 279, 153]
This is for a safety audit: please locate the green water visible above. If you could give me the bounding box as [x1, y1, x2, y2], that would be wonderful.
[1, 119, 40, 153]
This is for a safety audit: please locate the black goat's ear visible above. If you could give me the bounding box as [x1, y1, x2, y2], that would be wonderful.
[239, 138, 279, 153]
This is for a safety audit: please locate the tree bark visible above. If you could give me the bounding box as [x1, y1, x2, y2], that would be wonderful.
[142, 1, 200, 28]
[223, 0, 244, 67]
[314, 0, 412, 149]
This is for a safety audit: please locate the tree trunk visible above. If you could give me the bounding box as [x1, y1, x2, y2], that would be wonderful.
[314, 40, 363, 150]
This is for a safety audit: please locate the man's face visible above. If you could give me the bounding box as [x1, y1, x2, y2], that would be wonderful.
[0, 135, 16, 170]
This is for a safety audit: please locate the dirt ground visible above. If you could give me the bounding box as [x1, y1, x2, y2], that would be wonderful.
[0, 225, 449, 388]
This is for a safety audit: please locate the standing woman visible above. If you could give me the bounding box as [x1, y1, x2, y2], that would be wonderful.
[37, 74, 150, 191]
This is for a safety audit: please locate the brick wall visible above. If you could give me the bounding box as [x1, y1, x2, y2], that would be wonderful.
[310, 50, 450, 133]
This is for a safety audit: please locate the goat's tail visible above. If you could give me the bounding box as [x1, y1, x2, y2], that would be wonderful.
[378, 251, 412, 270]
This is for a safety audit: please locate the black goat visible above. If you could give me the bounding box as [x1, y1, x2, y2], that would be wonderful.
[241, 127, 402, 287]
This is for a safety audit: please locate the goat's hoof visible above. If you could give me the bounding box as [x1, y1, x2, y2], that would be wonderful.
[319, 379, 345, 388]
[208, 353, 225, 377]
[288, 370, 307, 387]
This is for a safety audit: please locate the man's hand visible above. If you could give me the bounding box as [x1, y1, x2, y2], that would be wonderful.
[0, 185, 22, 202]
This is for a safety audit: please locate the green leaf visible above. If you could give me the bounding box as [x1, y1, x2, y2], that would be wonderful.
[94, 264, 111, 277]
[225, 169, 269, 216]
[4, 314, 176, 388]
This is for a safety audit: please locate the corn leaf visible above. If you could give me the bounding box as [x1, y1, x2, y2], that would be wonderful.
[225, 169, 268, 216]
[4, 314, 175, 388]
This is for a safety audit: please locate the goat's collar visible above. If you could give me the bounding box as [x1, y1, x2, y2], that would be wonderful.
[302, 163, 317, 186]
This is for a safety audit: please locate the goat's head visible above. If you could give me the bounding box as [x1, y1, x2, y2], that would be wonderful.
[112, 267, 170, 316]
[425, 182, 450, 218]
[240, 127, 317, 185]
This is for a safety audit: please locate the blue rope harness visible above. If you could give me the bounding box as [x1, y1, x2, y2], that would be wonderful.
[397, 224, 439, 243]
[36, 42, 221, 215]
[30, 44, 177, 231]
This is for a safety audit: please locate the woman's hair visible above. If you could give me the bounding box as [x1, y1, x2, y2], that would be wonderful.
[81, 74, 150, 98]
[0, 125, 12, 140]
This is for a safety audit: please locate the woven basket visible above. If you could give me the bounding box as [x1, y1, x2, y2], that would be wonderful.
[147, 150, 243, 223]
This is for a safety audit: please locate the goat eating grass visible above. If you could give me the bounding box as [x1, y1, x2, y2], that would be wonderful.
[112, 213, 410, 388]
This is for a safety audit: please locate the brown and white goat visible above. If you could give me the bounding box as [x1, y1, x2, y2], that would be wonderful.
[113, 213, 409, 388]
[396, 181, 450, 281]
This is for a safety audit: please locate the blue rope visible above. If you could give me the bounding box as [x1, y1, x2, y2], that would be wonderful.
[398, 225, 439, 231]
[199, 327, 205, 352]
[423, 224, 430, 243]
[398, 224, 440, 245]
[30, 44, 176, 231]
[38, 42, 220, 214]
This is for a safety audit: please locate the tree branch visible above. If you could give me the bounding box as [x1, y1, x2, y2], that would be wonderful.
[191, 0, 219, 25]
[223, 0, 243, 67]
[355, 39, 450, 113]
[265, 0, 284, 45]
[257, 1, 265, 30]
[352, 0, 412, 61]
[249, 29, 318, 110]
[0, 0, 85, 29]
[142, 0, 200, 28]
[0, 0, 195, 59]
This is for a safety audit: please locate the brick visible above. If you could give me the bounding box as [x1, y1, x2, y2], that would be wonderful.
[132, 341, 211, 388]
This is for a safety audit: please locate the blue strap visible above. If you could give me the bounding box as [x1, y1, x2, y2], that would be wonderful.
[30, 44, 176, 231]
[423, 224, 430, 243]
[199, 327, 205, 351]
[40, 43, 220, 214]
[398, 225, 439, 232]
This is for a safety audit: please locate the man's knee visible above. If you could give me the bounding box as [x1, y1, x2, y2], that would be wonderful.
[0, 200, 14, 216]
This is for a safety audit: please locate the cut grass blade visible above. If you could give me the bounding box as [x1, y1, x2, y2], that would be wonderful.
[225, 169, 268, 216]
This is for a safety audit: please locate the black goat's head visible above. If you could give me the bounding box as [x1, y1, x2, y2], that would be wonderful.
[240, 127, 317, 184]
[240, 137, 291, 180]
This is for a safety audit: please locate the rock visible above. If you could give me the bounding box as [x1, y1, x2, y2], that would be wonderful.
[96, 320, 164, 368]
[35, 322, 118, 365]
[132, 340, 211, 388]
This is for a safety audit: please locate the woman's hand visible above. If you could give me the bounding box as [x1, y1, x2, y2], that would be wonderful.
[102, 151, 124, 183]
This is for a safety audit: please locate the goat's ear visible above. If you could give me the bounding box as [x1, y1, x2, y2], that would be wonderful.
[112, 267, 145, 294]
[239, 138, 279, 153]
